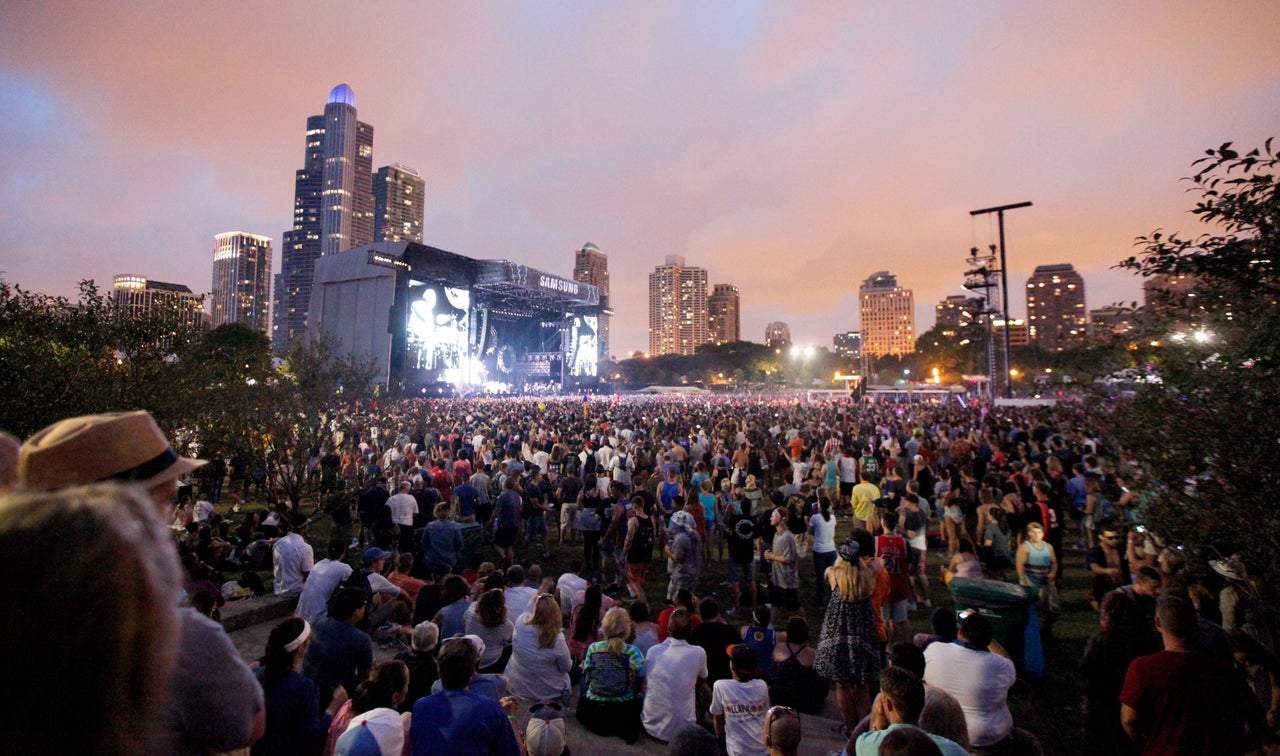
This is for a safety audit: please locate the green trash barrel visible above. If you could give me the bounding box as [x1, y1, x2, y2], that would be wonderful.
[948, 577, 1036, 670]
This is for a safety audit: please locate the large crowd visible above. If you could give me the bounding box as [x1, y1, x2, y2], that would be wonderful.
[1, 393, 1276, 755]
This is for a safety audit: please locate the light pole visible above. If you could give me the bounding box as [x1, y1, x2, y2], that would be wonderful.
[970, 201, 1032, 399]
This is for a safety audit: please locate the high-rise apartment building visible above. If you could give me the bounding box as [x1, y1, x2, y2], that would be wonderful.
[112, 274, 204, 331]
[211, 232, 272, 332]
[707, 284, 740, 344]
[992, 318, 1030, 347]
[573, 243, 611, 359]
[833, 331, 862, 362]
[765, 322, 791, 348]
[859, 271, 915, 358]
[648, 255, 708, 356]
[374, 164, 424, 243]
[1026, 263, 1086, 351]
[1088, 305, 1135, 338]
[274, 83, 375, 351]
[934, 294, 984, 337]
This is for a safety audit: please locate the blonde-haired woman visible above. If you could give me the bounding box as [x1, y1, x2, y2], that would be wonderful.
[814, 529, 883, 736]
[505, 593, 572, 704]
[0, 484, 181, 756]
[577, 606, 646, 744]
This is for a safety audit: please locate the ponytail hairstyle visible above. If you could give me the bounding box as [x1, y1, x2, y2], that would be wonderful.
[350, 660, 410, 714]
[818, 490, 832, 522]
[261, 617, 308, 694]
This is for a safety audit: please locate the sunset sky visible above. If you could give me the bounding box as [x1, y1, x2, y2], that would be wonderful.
[2, 2, 1278, 356]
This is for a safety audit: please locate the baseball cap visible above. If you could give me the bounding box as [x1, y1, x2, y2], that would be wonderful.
[363, 548, 393, 565]
[334, 708, 405, 756]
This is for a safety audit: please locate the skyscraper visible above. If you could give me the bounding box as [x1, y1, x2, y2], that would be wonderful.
[707, 283, 740, 345]
[573, 243, 611, 359]
[374, 164, 424, 243]
[211, 232, 272, 332]
[274, 83, 375, 351]
[648, 255, 708, 356]
[112, 274, 204, 331]
[1026, 263, 1086, 351]
[765, 322, 791, 348]
[859, 271, 915, 358]
[934, 294, 984, 337]
[833, 331, 862, 362]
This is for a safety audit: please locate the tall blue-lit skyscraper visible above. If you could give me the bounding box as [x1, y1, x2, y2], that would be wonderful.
[274, 83, 375, 351]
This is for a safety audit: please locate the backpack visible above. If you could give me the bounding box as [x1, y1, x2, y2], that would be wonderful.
[1095, 494, 1115, 521]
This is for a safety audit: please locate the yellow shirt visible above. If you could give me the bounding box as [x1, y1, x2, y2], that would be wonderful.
[851, 482, 881, 522]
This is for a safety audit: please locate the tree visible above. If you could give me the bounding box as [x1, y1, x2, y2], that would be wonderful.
[0, 279, 201, 438]
[1111, 140, 1280, 583]
[254, 334, 376, 509]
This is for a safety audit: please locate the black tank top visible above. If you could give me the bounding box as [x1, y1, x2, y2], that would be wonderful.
[627, 515, 654, 564]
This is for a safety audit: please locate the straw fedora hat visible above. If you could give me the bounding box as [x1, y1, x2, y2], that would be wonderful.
[20, 411, 205, 491]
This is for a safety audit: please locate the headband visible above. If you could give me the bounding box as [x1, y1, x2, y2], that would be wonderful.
[284, 620, 311, 652]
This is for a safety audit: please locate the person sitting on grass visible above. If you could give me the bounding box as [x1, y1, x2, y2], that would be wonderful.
[851, 667, 967, 756]
[711, 645, 771, 756]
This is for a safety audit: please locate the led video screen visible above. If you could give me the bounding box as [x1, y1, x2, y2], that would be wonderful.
[406, 282, 471, 371]
[569, 315, 598, 377]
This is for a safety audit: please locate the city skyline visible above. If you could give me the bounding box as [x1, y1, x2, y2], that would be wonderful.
[2, 4, 1278, 355]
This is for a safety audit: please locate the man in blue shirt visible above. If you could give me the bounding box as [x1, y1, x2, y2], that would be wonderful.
[410, 636, 521, 756]
[493, 477, 523, 564]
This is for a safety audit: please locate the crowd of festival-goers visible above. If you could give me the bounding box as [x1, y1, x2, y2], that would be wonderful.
[2, 393, 1276, 755]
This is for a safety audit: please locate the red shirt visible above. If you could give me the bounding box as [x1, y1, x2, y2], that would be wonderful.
[875, 533, 912, 603]
[1119, 650, 1255, 755]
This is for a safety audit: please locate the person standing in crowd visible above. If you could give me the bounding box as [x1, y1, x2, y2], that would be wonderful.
[1121, 594, 1262, 755]
[1016, 522, 1060, 639]
[492, 477, 522, 565]
[815, 533, 882, 736]
[809, 492, 838, 607]
[386, 481, 419, 554]
[724, 490, 758, 616]
[19, 411, 265, 754]
[623, 490, 657, 604]
[764, 506, 800, 614]
[924, 612, 1018, 751]
[875, 510, 912, 644]
[422, 501, 463, 574]
[665, 509, 703, 602]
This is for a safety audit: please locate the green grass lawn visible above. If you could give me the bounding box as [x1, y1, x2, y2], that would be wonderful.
[231, 497, 1095, 754]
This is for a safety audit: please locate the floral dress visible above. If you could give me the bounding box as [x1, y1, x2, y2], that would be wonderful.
[814, 592, 880, 685]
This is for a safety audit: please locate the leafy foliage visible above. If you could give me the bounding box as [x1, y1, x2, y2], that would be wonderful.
[0, 282, 375, 508]
[1111, 140, 1280, 579]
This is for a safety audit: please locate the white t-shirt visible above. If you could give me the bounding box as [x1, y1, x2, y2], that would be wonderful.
[295, 558, 354, 624]
[505, 585, 538, 619]
[923, 641, 1016, 747]
[709, 678, 770, 756]
[809, 512, 837, 554]
[643, 639, 708, 742]
[272, 533, 314, 597]
[386, 492, 418, 526]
